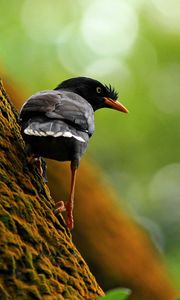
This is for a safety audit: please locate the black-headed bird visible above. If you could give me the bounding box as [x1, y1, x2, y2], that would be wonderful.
[19, 77, 128, 230]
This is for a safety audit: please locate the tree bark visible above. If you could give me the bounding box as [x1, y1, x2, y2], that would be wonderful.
[0, 81, 104, 299]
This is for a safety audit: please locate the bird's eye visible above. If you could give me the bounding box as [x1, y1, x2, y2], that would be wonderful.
[96, 87, 101, 94]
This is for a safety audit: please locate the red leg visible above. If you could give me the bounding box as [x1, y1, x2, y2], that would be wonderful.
[66, 163, 77, 230]
[55, 162, 77, 230]
[34, 157, 43, 176]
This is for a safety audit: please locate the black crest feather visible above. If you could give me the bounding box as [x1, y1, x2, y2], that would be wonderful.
[105, 84, 118, 100]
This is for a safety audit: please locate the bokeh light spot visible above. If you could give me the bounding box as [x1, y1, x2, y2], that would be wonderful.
[150, 0, 180, 33]
[21, 0, 78, 43]
[81, 0, 138, 56]
[56, 23, 95, 75]
[149, 64, 180, 115]
[149, 163, 180, 220]
[85, 58, 130, 81]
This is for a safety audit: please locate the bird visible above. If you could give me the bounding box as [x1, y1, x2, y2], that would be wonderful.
[19, 77, 128, 230]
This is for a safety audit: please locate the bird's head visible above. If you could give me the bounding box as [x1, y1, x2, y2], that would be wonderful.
[54, 77, 128, 113]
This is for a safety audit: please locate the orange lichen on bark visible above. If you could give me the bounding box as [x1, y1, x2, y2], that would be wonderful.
[0, 81, 104, 300]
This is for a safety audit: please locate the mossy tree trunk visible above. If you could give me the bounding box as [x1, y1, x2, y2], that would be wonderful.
[0, 81, 104, 299]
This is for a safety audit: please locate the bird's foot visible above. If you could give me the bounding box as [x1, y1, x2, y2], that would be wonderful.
[55, 201, 66, 213]
[55, 201, 74, 230]
[27, 156, 48, 182]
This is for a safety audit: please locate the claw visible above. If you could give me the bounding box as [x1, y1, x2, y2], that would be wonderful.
[55, 201, 66, 214]
[55, 201, 74, 230]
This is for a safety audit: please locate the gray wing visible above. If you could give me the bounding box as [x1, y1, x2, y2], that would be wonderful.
[19, 90, 95, 136]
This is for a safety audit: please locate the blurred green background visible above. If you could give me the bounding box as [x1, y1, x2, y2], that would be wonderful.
[0, 0, 180, 288]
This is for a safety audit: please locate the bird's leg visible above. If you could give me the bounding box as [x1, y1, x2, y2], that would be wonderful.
[26, 154, 47, 182]
[26, 154, 42, 174]
[65, 162, 77, 230]
[55, 161, 78, 230]
[34, 157, 43, 176]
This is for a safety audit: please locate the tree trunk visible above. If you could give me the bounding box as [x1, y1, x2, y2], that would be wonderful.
[0, 81, 104, 299]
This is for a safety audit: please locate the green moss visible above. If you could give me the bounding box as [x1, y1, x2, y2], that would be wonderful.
[62, 287, 71, 298]
[16, 286, 41, 300]
[0, 140, 9, 151]
[36, 264, 53, 279]
[26, 287, 42, 300]
[13, 194, 24, 202]
[60, 263, 77, 277]
[18, 181, 37, 196]
[0, 220, 6, 236]
[0, 253, 16, 276]
[0, 214, 17, 233]
[14, 219, 39, 245]
[0, 173, 14, 189]
[0, 199, 12, 210]
[13, 198, 34, 224]
[6, 239, 21, 250]
[37, 224, 47, 239]
[38, 274, 51, 295]
[22, 269, 37, 283]
[0, 284, 10, 300]
[22, 247, 34, 269]
[57, 245, 67, 256]
[56, 274, 68, 284]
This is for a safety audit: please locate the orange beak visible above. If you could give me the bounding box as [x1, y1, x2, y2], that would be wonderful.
[104, 97, 128, 113]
